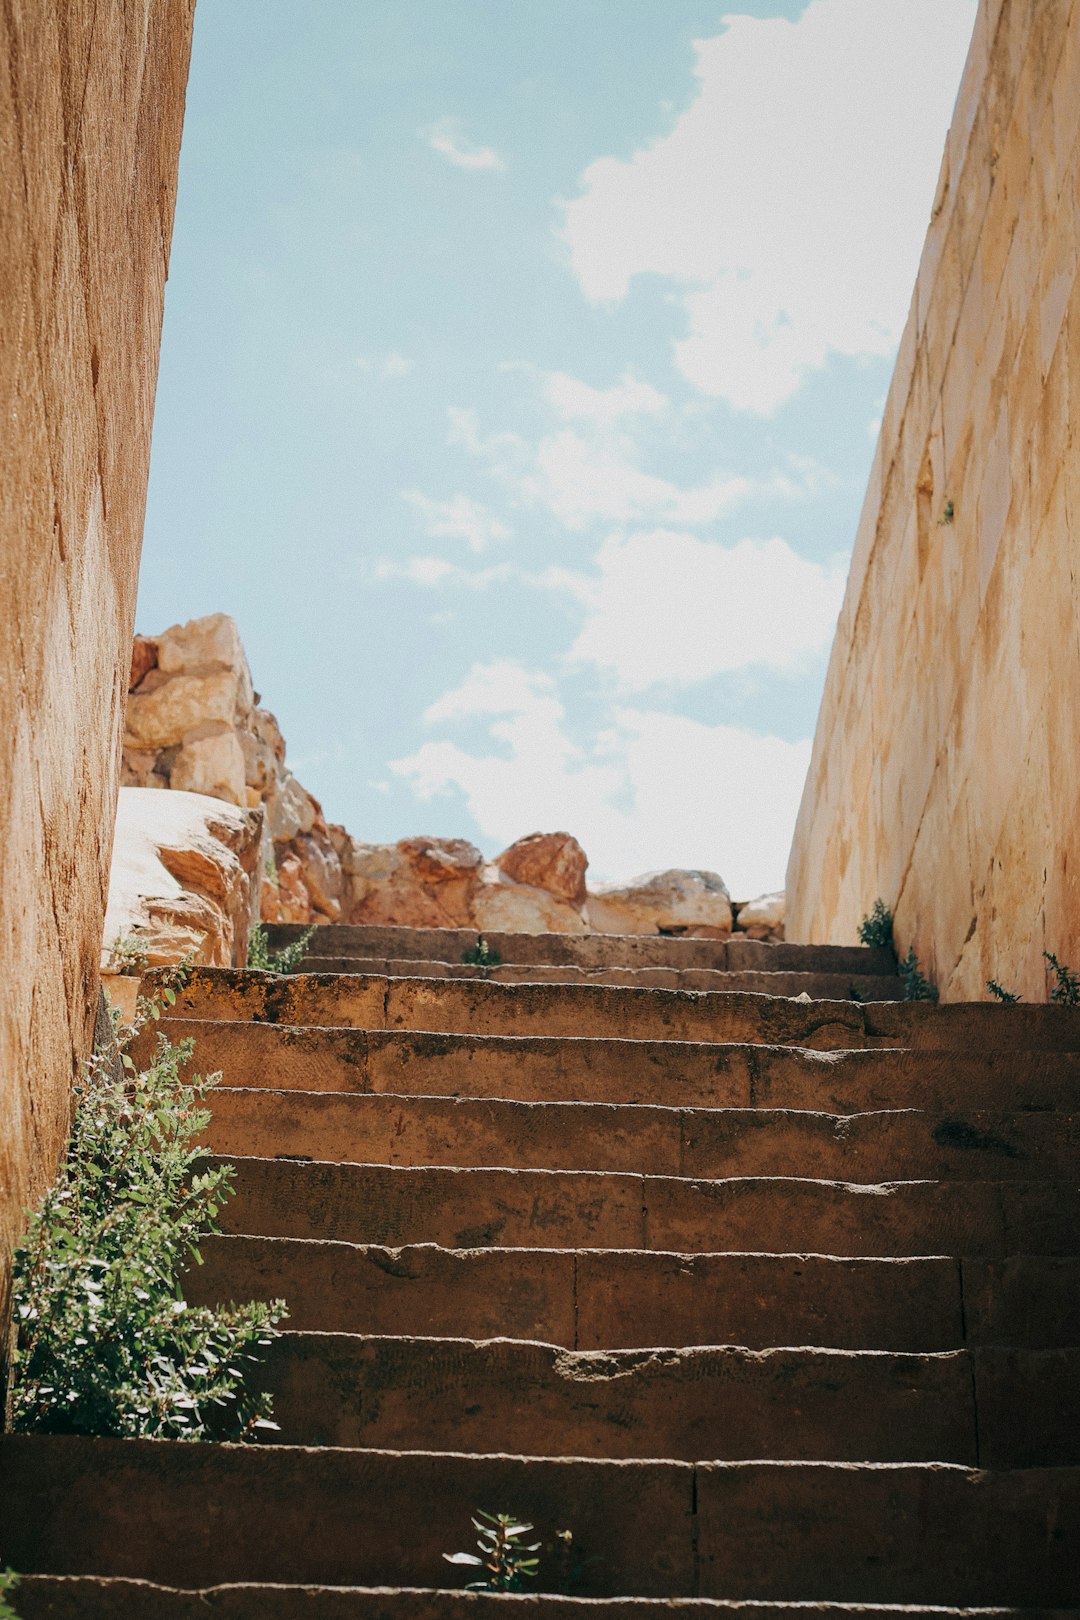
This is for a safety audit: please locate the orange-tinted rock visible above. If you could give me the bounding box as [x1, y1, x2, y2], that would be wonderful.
[496, 831, 588, 905]
[129, 636, 158, 692]
[587, 869, 733, 937]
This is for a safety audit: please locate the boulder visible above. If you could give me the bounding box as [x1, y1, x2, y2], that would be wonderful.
[168, 729, 247, 805]
[124, 670, 241, 750]
[586, 868, 733, 937]
[346, 837, 483, 929]
[495, 831, 588, 906]
[472, 869, 588, 935]
[734, 890, 785, 940]
[103, 788, 263, 969]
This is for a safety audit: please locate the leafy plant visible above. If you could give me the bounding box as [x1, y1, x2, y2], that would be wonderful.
[444, 1511, 541, 1592]
[858, 899, 894, 950]
[105, 932, 149, 975]
[987, 979, 1021, 1003]
[247, 922, 315, 974]
[462, 936, 501, 968]
[1044, 951, 1080, 1005]
[899, 945, 938, 1002]
[10, 967, 285, 1441]
[263, 852, 280, 889]
[0, 1571, 20, 1620]
[937, 499, 955, 526]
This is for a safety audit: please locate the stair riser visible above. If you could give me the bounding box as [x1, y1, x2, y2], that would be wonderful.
[188, 1238, 974, 1352]
[264, 924, 895, 976]
[297, 960, 901, 1000]
[4, 1437, 1078, 1604]
[151, 968, 1080, 1052]
[155, 1020, 1080, 1114]
[214, 1157, 1080, 1258]
[201, 1089, 1080, 1183]
[259, 1336, 978, 1463]
[162, 970, 872, 1049]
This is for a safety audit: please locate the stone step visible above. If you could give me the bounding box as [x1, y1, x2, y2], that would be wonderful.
[264, 923, 898, 977]
[154, 967, 1080, 1052]
[188, 1238, 1080, 1352]
[162, 1019, 1080, 1113]
[202, 1088, 1080, 1183]
[254, 1332, 1078, 1466]
[24, 1579, 1072, 1620]
[3, 1435, 1078, 1604]
[213, 1156, 1080, 1257]
[297, 959, 901, 1000]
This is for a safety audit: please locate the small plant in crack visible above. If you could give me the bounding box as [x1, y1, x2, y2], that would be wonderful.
[899, 945, 938, 1002]
[1044, 951, 1080, 1005]
[462, 936, 501, 967]
[987, 979, 1021, 1003]
[444, 1510, 542, 1592]
[0, 1571, 21, 1620]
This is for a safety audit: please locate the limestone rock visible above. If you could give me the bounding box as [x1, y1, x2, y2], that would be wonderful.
[586, 868, 733, 937]
[103, 788, 263, 969]
[495, 831, 588, 906]
[168, 729, 247, 805]
[734, 890, 785, 941]
[347, 837, 483, 929]
[125, 670, 241, 751]
[473, 869, 588, 935]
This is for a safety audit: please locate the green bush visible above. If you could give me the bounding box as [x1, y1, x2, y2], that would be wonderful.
[858, 900, 894, 950]
[444, 1511, 541, 1592]
[247, 922, 315, 974]
[462, 936, 501, 967]
[1044, 951, 1080, 1005]
[10, 969, 285, 1441]
[0, 1571, 21, 1620]
[899, 945, 938, 1002]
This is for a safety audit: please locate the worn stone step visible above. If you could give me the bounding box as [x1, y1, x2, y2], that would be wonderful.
[16, 1581, 1080, 1620]
[202, 1088, 1080, 1183]
[265, 923, 898, 978]
[3, 1435, 1078, 1604]
[191, 1239, 1080, 1353]
[213, 1156, 1080, 1257]
[187, 1238, 973, 1351]
[156, 1020, 1080, 1114]
[153, 967, 1080, 1051]
[298, 960, 901, 1000]
[257, 1333, 979, 1463]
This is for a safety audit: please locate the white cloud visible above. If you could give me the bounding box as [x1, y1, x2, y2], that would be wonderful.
[560, 0, 977, 413]
[422, 117, 507, 172]
[568, 528, 847, 687]
[543, 370, 670, 426]
[391, 660, 809, 894]
[403, 491, 512, 552]
[448, 399, 830, 531]
[375, 555, 455, 587]
[357, 352, 414, 380]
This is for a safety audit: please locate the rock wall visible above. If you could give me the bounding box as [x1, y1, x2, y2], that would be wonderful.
[0, 4, 194, 1326]
[120, 614, 784, 947]
[787, 0, 1080, 1001]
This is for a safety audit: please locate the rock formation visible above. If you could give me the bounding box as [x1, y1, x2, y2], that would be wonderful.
[115, 613, 784, 957]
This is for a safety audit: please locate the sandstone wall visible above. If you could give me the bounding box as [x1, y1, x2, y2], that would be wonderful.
[0, 3, 194, 1325]
[787, 0, 1080, 1001]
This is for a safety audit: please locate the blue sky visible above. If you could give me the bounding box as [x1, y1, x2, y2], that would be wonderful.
[138, 0, 977, 895]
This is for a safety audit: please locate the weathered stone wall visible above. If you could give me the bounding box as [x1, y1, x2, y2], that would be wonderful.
[0, 3, 194, 1324]
[787, 0, 1080, 1001]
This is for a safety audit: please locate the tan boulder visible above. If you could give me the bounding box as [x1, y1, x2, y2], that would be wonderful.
[291, 827, 344, 921]
[275, 851, 313, 924]
[168, 729, 247, 806]
[495, 831, 588, 906]
[346, 837, 483, 929]
[734, 890, 785, 940]
[125, 670, 242, 750]
[472, 870, 588, 935]
[586, 868, 733, 937]
[267, 771, 319, 842]
[103, 787, 263, 969]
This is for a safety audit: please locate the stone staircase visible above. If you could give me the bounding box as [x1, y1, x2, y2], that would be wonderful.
[3, 926, 1080, 1615]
